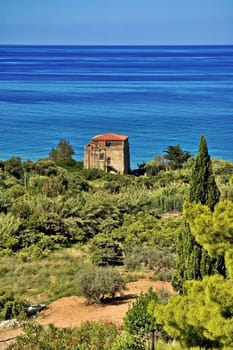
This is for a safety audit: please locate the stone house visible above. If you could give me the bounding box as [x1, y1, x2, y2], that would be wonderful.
[84, 133, 130, 174]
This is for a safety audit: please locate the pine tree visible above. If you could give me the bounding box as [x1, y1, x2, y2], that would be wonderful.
[173, 136, 225, 293]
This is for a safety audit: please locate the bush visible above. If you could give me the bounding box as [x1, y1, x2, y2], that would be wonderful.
[81, 168, 105, 180]
[77, 265, 126, 304]
[124, 288, 159, 337]
[112, 334, 145, 350]
[89, 234, 124, 266]
[124, 274, 145, 283]
[8, 321, 118, 350]
[103, 181, 121, 194]
[151, 269, 174, 282]
[124, 251, 142, 271]
[0, 290, 28, 320]
[124, 288, 169, 349]
[124, 246, 174, 278]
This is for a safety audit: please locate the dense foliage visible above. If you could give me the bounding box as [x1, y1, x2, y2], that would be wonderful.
[155, 275, 233, 349]
[77, 265, 126, 303]
[190, 136, 220, 210]
[154, 202, 233, 348]
[49, 139, 76, 167]
[154, 187, 233, 348]
[89, 234, 124, 266]
[0, 290, 28, 320]
[124, 288, 168, 350]
[8, 322, 119, 350]
[0, 150, 191, 260]
[173, 136, 225, 292]
[164, 145, 191, 169]
[0, 138, 233, 349]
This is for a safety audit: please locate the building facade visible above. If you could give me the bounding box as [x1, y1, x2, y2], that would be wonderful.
[84, 133, 130, 174]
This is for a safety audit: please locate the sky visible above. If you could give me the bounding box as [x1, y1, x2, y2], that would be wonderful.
[0, 0, 233, 45]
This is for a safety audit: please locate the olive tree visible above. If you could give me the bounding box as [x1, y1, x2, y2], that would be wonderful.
[78, 265, 126, 304]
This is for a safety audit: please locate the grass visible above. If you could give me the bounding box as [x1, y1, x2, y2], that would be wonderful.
[123, 273, 145, 283]
[0, 244, 172, 308]
[0, 245, 88, 304]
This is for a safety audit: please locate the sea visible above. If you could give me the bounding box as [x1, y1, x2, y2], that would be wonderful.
[0, 45, 233, 169]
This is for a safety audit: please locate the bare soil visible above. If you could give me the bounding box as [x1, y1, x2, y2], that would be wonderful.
[0, 277, 173, 349]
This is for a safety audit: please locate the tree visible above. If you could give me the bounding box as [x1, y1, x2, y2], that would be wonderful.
[144, 156, 166, 176]
[0, 214, 21, 251]
[89, 234, 124, 266]
[124, 288, 166, 350]
[164, 145, 191, 169]
[77, 265, 126, 304]
[190, 135, 220, 210]
[160, 198, 233, 347]
[154, 275, 233, 349]
[184, 199, 233, 278]
[4, 156, 23, 179]
[173, 136, 224, 292]
[35, 159, 58, 176]
[49, 139, 75, 166]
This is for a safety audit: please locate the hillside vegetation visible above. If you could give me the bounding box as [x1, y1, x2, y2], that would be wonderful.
[0, 138, 233, 349]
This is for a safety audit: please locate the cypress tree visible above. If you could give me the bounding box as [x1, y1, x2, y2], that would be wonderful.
[190, 136, 220, 210]
[173, 136, 225, 293]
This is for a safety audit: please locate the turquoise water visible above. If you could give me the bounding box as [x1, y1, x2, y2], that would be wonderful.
[0, 45, 232, 168]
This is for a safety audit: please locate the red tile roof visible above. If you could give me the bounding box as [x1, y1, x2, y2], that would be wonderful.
[92, 133, 128, 141]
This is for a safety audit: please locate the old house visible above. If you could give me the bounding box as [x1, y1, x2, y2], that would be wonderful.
[84, 133, 130, 174]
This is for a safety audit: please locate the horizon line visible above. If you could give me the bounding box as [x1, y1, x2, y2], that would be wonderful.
[1, 43, 233, 47]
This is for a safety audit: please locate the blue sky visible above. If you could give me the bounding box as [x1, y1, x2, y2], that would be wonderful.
[1, 0, 233, 45]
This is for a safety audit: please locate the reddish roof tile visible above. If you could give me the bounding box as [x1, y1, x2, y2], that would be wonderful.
[92, 133, 128, 141]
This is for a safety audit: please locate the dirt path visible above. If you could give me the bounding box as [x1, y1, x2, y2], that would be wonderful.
[37, 278, 172, 328]
[0, 278, 173, 349]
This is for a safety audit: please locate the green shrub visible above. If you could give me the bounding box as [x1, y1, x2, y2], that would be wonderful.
[103, 180, 121, 194]
[81, 168, 105, 180]
[77, 265, 126, 304]
[124, 246, 174, 278]
[6, 184, 25, 199]
[112, 334, 145, 350]
[8, 321, 118, 350]
[89, 234, 124, 266]
[151, 269, 174, 282]
[0, 190, 11, 213]
[0, 290, 28, 320]
[124, 274, 145, 283]
[124, 288, 159, 337]
[124, 257, 141, 271]
[124, 288, 168, 349]
[18, 245, 50, 261]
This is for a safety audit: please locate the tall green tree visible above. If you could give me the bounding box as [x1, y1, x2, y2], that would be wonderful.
[155, 199, 233, 348]
[49, 139, 75, 166]
[173, 136, 224, 292]
[190, 135, 220, 210]
[154, 275, 233, 349]
[164, 145, 191, 169]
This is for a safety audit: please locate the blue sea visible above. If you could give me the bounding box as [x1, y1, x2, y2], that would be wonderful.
[0, 45, 233, 168]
